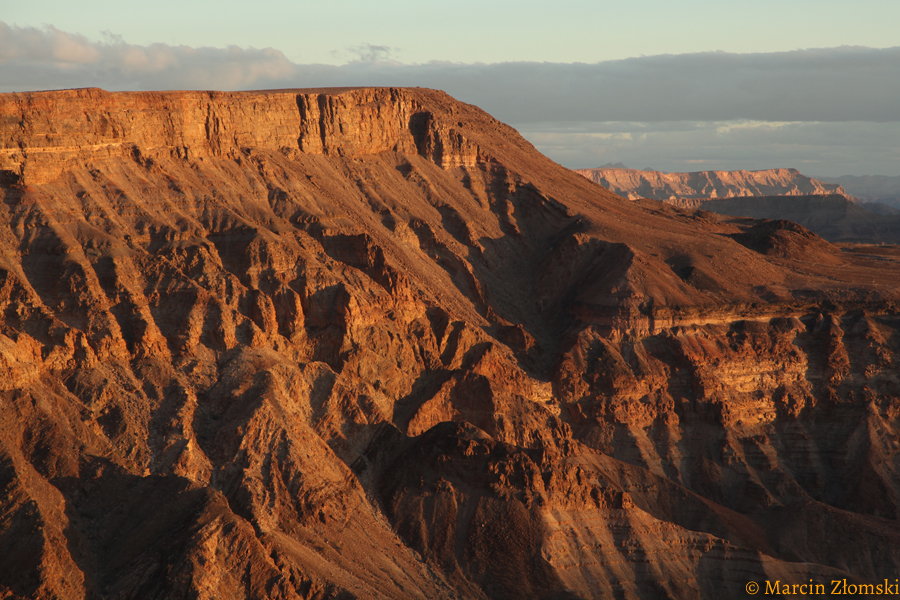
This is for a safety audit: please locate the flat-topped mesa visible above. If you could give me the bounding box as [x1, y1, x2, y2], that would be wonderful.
[576, 166, 856, 201]
[0, 87, 486, 185]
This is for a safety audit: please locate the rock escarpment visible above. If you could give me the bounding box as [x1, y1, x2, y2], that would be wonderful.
[576, 166, 854, 202]
[1, 87, 899, 600]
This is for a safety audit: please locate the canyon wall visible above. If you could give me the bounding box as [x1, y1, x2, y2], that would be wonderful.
[0, 87, 899, 599]
[575, 166, 854, 202]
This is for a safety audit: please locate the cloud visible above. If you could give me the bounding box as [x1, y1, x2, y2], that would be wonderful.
[519, 120, 900, 175]
[0, 23, 101, 64]
[0, 23, 297, 91]
[341, 43, 400, 65]
[362, 49, 900, 124]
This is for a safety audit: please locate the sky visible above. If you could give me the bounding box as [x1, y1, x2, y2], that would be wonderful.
[2, 1, 899, 176]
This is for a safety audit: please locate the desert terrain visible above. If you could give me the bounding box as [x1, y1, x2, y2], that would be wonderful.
[577, 166, 900, 245]
[1, 87, 899, 599]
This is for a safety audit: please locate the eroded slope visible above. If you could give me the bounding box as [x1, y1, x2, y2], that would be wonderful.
[0, 87, 899, 600]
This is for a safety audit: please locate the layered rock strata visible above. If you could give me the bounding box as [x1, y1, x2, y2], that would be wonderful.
[575, 167, 854, 202]
[0, 87, 899, 599]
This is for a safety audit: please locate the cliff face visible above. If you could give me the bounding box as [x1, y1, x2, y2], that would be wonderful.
[575, 166, 854, 201]
[1, 87, 900, 600]
[0, 87, 491, 186]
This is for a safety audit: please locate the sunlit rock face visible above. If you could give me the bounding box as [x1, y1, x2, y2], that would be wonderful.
[575, 167, 853, 202]
[1, 87, 899, 600]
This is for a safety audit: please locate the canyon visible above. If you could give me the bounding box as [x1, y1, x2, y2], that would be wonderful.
[576, 167, 900, 244]
[0, 87, 899, 599]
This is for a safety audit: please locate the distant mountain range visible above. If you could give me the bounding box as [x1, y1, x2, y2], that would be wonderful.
[576, 166, 855, 202]
[576, 167, 900, 244]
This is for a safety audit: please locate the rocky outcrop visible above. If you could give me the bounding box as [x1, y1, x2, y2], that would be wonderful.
[1, 87, 899, 599]
[576, 167, 855, 202]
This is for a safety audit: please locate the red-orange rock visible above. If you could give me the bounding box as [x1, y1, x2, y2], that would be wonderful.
[0, 87, 899, 599]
